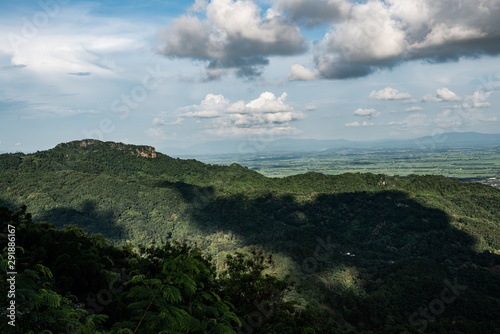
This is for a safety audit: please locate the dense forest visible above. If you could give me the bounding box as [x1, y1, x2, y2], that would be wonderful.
[1, 139, 499, 333]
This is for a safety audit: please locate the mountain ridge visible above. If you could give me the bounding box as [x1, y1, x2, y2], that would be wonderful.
[161, 131, 500, 156]
[0, 139, 499, 333]
[55, 139, 158, 159]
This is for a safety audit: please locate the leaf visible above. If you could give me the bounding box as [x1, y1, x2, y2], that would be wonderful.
[163, 285, 182, 303]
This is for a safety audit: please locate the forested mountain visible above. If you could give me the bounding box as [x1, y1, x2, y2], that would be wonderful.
[1, 139, 499, 333]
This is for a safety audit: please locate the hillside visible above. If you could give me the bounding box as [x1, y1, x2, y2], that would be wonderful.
[1, 139, 500, 333]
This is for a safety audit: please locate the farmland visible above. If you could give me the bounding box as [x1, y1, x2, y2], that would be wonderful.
[189, 146, 500, 188]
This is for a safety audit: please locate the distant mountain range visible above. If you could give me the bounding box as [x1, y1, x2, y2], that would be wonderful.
[162, 132, 500, 156]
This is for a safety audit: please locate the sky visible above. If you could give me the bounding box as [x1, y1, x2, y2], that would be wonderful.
[0, 0, 499, 153]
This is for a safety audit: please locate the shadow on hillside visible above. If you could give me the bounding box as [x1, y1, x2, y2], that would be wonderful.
[156, 180, 216, 203]
[37, 199, 125, 242]
[185, 189, 485, 262]
[177, 185, 500, 330]
[0, 197, 17, 212]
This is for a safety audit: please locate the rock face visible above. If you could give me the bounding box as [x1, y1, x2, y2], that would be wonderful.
[135, 147, 157, 159]
[56, 139, 157, 158]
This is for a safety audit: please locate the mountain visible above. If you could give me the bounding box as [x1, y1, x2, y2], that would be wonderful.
[1, 139, 499, 333]
[163, 138, 353, 156]
[163, 132, 500, 156]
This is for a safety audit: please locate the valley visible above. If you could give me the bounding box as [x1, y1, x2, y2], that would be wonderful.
[0, 139, 499, 333]
[187, 146, 500, 188]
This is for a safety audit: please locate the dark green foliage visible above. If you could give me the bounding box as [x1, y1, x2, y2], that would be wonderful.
[0, 206, 114, 334]
[0, 139, 499, 333]
[116, 243, 239, 333]
[218, 248, 327, 333]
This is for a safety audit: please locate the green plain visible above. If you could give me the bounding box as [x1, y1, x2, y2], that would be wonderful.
[189, 146, 500, 188]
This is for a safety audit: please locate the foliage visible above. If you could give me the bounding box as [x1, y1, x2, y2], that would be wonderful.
[0, 139, 499, 333]
[115, 243, 239, 333]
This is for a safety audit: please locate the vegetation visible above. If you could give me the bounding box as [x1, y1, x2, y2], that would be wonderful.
[1, 139, 499, 333]
[192, 146, 500, 184]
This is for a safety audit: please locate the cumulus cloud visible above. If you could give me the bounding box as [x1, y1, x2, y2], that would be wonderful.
[157, 0, 500, 81]
[153, 117, 183, 126]
[312, 0, 408, 79]
[369, 87, 412, 100]
[428, 88, 495, 129]
[353, 108, 380, 118]
[179, 94, 229, 118]
[154, 92, 306, 138]
[422, 87, 462, 102]
[158, 0, 307, 79]
[288, 64, 319, 81]
[306, 0, 500, 79]
[463, 90, 492, 109]
[437, 87, 463, 101]
[222, 92, 305, 130]
[274, 0, 351, 27]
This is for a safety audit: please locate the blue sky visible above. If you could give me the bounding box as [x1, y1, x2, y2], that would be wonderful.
[1, 0, 499, 153]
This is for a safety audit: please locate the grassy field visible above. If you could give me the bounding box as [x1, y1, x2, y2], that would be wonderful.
[188, 146, 500, 188]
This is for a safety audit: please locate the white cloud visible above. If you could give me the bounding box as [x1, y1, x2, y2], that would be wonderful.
[353, 108, 380, 118]
[436, 87, 462, 101]
[153, 117, 183, 126]
[154, 91, 306, 138]
[0, 6, 148, 77]
[386, 0, 430, 28]
[404, 106, 423, 112]
[242, 92, 293, 113]
[345, 121, 373, 127]
[179, 94, 229, 118]
[158, 0, 307, 78]
[308, 0, 500, 79]
[410, 24, 486, 50]
[464, 90, 492, 109]
[182, 110, 220, 118]
[388, 113, 427, 128]
[314, 1, 408, 78]
[422, 87, 462, 102]
[421, 94, 442, 102]
[369, 87, 412, 100]
[434, 109, 463, 128]
[462, 101, 492, 109]
[288, 64, 319, 81]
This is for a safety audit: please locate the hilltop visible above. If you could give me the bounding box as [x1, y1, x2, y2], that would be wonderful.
[0, 139, 499, 333]
[56, 139, 158, 158]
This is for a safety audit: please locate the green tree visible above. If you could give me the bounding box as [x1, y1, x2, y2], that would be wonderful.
[116, 243, 239, 333]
